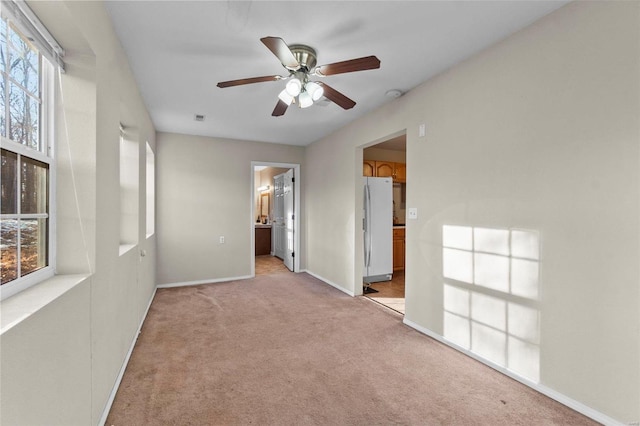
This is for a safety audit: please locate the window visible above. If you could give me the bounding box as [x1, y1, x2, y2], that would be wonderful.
[145, 141, 154, 237]
[0, 13, 56, 300]
[119, 127, 138, 248]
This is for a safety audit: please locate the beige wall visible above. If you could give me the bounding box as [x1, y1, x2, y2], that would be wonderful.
[156, 133, 304, 285]
[1, 1, 157, 424]
[305, 2, 639, 423]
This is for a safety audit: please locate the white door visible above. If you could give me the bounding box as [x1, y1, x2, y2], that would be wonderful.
[283, 169, 294, 271]
[273, 174, 285, 259]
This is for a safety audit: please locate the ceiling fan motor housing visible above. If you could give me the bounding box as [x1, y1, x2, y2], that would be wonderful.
[287, 44, 317, 71]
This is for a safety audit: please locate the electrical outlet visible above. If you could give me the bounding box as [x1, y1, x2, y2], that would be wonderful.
[219, 236, 225, 244]
[408, 208, 418, 219]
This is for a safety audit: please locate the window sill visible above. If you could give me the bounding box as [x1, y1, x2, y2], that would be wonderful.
[0, 274, 90, 335]
[119, 243, 137, 257]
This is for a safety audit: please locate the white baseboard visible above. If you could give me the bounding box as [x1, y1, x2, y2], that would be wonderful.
[402, 318, 624, 426]
[301, 270, 355, 297]
[157, 275, 253, 289]
[99, 286, 157, 426]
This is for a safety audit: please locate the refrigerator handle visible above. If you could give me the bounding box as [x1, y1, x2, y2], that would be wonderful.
[365, 183, 372, 268]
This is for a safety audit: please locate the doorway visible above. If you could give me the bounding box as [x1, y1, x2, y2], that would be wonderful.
[361, 133, 406, 314]
[251, 162, 301, 276]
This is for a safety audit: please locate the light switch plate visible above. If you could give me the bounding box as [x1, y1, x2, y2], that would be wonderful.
[419, 123, 426, 137]
[408, 208, 418, 219]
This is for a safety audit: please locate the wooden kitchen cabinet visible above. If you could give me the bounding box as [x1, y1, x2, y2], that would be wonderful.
[393, 228, 405, 271]
[394, 162, 406, 183]
[374, 161, 395, 178]
[363, 160, 375, 177]
[255, 226, 272, 256]
[363, 160, 406, 183]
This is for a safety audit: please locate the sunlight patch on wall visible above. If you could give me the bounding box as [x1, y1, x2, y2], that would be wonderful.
[442, 225, 540, 383]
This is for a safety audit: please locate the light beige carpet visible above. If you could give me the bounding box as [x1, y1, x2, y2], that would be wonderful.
[106, 272, 596, 425]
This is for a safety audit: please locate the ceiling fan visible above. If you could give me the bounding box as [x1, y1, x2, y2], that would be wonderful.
[217, 37, 381, 117]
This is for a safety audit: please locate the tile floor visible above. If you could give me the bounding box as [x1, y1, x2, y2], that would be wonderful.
[366, 271, 405, 314]
[255, 255, 289, 275]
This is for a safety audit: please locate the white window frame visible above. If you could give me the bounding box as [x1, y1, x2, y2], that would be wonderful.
[145, 141, 155, 238]
[0, 12, 57, 301]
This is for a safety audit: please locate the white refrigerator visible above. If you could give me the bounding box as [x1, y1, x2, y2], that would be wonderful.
[363, 176, 393, 283]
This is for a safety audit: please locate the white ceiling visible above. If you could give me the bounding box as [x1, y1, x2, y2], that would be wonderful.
[105, 1, 567, 146]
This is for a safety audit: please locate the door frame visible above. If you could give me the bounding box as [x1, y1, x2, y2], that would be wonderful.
[356, 129, 407, 296]
[250, 161, 301, 276]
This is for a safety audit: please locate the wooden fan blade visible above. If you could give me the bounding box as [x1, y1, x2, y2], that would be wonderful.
[314, 56, 380, 76]
[318, 82, 356, 110]
[260, 37, 300, 69]
[217, 75, 281, 88]
[272, 99, 289, 116]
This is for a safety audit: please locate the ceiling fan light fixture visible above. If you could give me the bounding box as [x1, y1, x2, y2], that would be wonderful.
[278, 89, 294, 105]
[285, 78, 302, 97]
[298, 91, 313, 108]
[305, 81, 324, 101]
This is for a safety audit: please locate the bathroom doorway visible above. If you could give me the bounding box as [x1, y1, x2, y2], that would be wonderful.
[251, 162, 301, 276]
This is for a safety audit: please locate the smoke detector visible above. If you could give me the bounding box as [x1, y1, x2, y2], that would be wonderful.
[385, 89, 403, 99]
